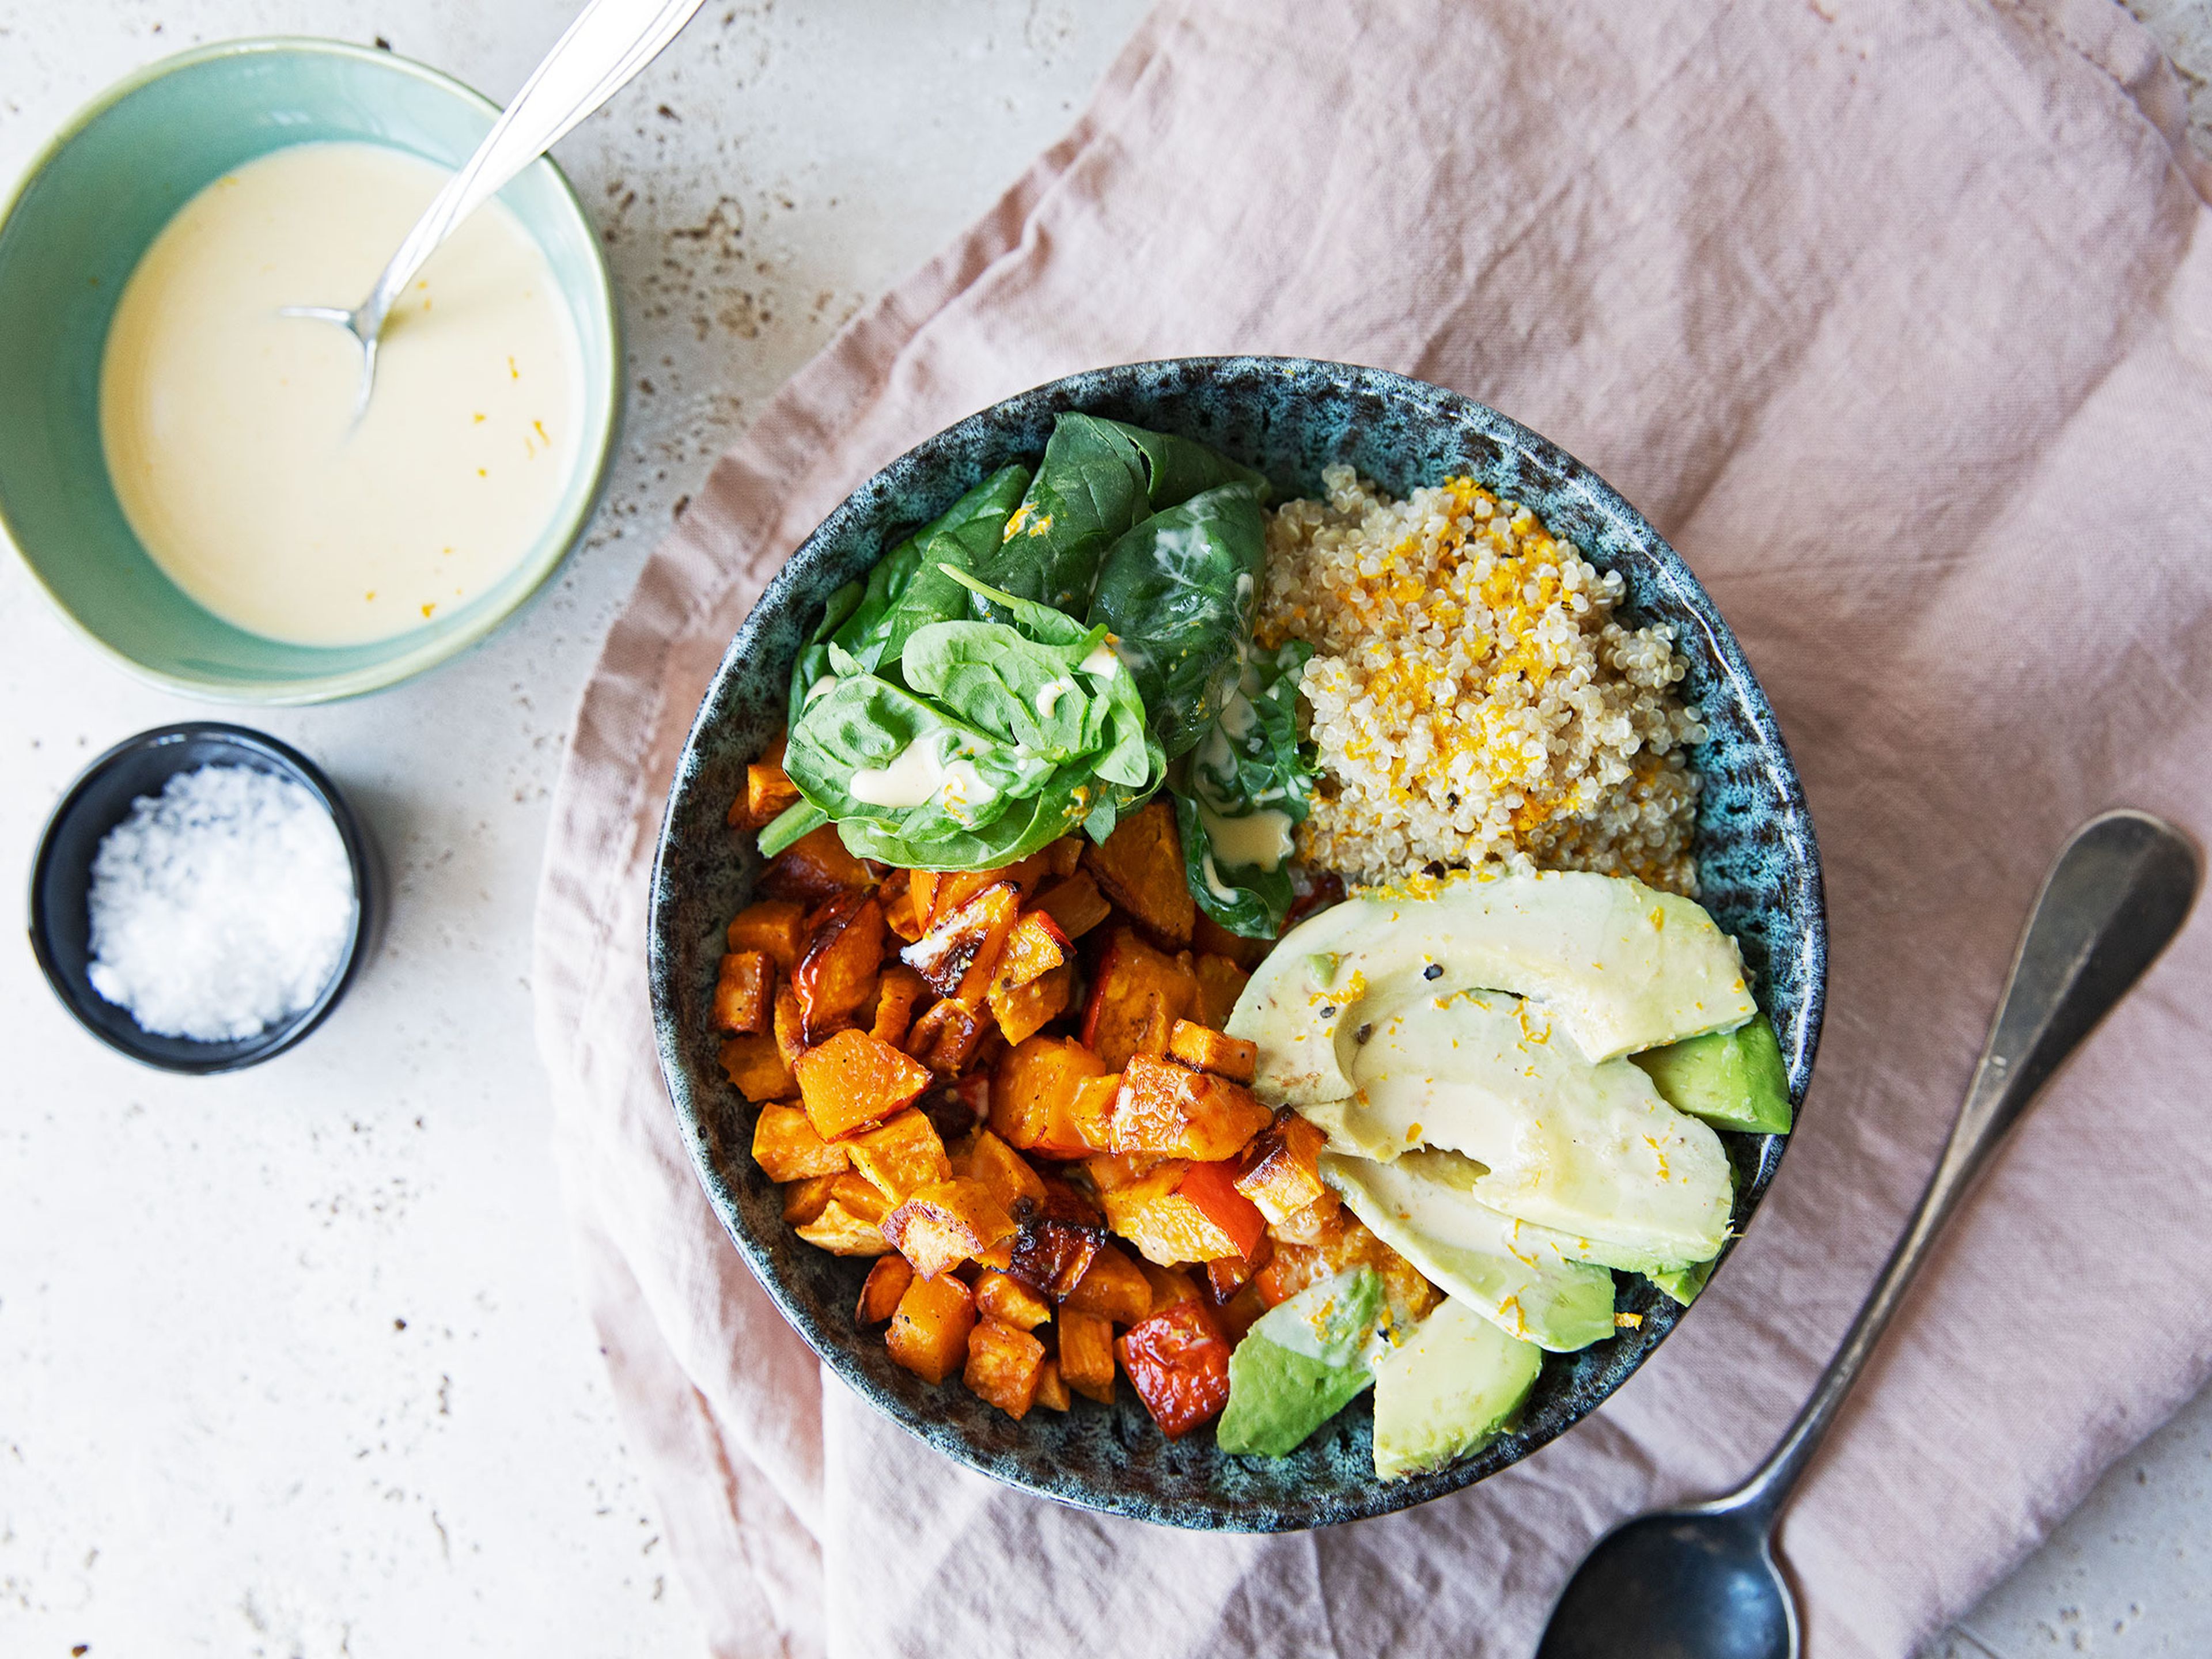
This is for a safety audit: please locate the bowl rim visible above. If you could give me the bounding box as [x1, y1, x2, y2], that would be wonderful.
[648, 355, 1828, 1528]
[0, 35, 624, 706]
[26, 721, 379, 1074]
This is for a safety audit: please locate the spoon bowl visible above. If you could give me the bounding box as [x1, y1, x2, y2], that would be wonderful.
[1536, 1505, 1794, 1659]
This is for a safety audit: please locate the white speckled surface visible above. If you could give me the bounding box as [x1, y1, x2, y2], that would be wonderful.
[0, 4, 2203, 1656]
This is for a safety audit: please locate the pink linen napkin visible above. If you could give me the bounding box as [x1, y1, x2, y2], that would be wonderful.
[532, 2, 2212, 1654]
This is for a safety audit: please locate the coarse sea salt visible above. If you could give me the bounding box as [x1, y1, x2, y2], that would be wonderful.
[86, 764, 356, 1041]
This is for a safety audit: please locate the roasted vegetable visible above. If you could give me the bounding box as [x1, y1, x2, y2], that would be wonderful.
[719, 1033, 798, 1103]
[1100, 1160, 1257, 1266]
[882, 1177, 1018, 1279]
[857, 1255, 914, 1324]
[760, 824, 876, 904]
[869, 964, 929, 1047]
[713, 949, 774, 1035]
[1108, 1055, 1273, 1162]
[1057, 1309, 1118, 1404]
[994, 910, 1070, 993]
[1164, 1018, 1257, 1084]
[1081, 929, 1200, 1070]
[794, 891, 885, 1031]
[955, 1129, 1048, 1216]
[1059, 1242, 1153, 1324]
[1191, 952, 1252, 1030]
[905, 998, 991, 1076]
[986, 961, 1073, 1047]
[726, 899, 808, 974]
[794, 1029, 933, 1141]
[1082, 801, 1195, 945]
[974, 1270, 1053, 1331]
[1173, 1160, 1269, 1261]
[1005, 1179, 1105, 1300]
[886, 1271, 977, 1384]
[782, 1173, 840, 1225]
[794, 1185, 891, 1256]
[844, 1108, 952, 1203]
[902, 880, 1021, 1003]
[1032, 871, 1113, 941]
[1034, 1359, 1073, 1413]
[991, 1035, 1107, 1157]
[1233, 1112, 1331, 1224]
[751, 1103, 850, 1182]
[1116, 1301, 1233, 1438]
[964, 1320, 1047, 1418]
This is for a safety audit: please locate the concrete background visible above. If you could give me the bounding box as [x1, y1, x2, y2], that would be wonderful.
[1, 4, 2204, 1656]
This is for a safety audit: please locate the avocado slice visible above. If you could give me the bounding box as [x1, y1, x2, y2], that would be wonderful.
[1649, 1256, 1717, 1306]
[1321, 1153, 1620, 1351]
[1226, 870, 1758, 1104]
[1631, 1014, 1794, 1135]
[1308, 987, 1733, 1268]
[1216, 1268, 1384, 1457]
[1372, 1297, 1544, 1480]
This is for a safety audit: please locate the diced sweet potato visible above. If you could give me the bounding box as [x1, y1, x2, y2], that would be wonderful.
[782, 1173, 841, 1225]
[743, 760, 801, 830]
[857, 1255, 914, 1324]
[1165, 1019, 1257, 1084]
[1253, 1242, 1324, 1308]
[956, 1129, 1049, 1217]
[845, 1109, 952, 1203]
[877, 870, 923, 942]
[751, 1103, 850, 1182]
[1043, 836, 1084, 878]
[964, 1319, 1047, 1418]
[1066, 1073, 1122, 1153]
[1108, 1056, 1274, 1162]
[906, 998, 990, 1076]
[1204, 1233, 1273, 1303]
[994, 911, 1069, 993]
[1081, 929, 1202, 1070]
[1234, 1112, 1331, 1224]
[991, 1036, 1106, 1157]
[796, 891, 885, 1032]
[907, 871, 942, 936]
[1060, 1242, 1153, 1324]
[1084, 1150, 1169, 1192]
[1116, 1301, 1232, 1438]
[902, 881, 1021, 1004]
[713, 950, 774, 1034]
[1033, 872, 1113, 942]
[1175, 1160, 1269, 1262]
[975, 1269, 1052, 1331]
[1006, 1188, 1105, 1300]
[794, 1197, 891, 1256]
[986, 962, 1073, 1048]
[1270, 1190, 1346, 1247]
[773, 982, 809, 1073]
[1034, 1358, 1072, 1412]
[795, 1029, 934, 1141]
[870, 965, 929, 1047]
[1215, 1279, 1271, 1346]
[1083, 801, 1194, 946]
[760, 824, 876, 904]
[1057, 1309, 1118, 1404]
[1139, 1261, 1202, 1312]
[830, 1172, 895, 1227]
[1192, 953, 1253, 1031]
[1192, 912, 1270, 972]
[720, 1032, 798, 1103]
[929, 854, 1054, 926]
[1100, 1160, 1254, 1265]
[882, 1177, 1018, 1280]
[728, 899, 808, 973]
[886, 1272, 976, 1384]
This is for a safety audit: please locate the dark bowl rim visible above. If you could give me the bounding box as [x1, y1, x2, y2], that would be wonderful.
[26, 720, 376, 1074]
[647, 354, 1828, 1530]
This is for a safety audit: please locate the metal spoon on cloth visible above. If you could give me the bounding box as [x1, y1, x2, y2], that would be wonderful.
[286, 0, 705, 414]
[1535, 809, 2200, 1659]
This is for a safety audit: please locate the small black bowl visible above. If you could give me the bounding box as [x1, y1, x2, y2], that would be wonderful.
[28, 722, 381, 1073]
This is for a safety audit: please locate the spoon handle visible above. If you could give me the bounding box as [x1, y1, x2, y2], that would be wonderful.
[357, 0, 706, 340]
[1721, 810, 2199, 1524]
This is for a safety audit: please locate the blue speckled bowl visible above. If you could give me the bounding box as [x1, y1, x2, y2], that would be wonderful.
[648, 358, 1827, 1531]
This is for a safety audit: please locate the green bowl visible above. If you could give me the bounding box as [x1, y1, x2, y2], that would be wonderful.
[0, 38, 621, 702]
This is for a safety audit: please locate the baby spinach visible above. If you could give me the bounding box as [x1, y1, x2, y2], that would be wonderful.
[1171, 639, 1317, 938]
[1087, 481, 1268, 761]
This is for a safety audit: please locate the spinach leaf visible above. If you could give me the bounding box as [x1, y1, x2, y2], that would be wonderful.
[838, 764, 1095, 868]
[1086, 480, 1267, 761]
[787, 577, 865, 720]
[1171, 639, 1317, 938]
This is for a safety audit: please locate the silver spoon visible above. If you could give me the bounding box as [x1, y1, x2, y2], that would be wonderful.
[1535, 809, 2200, 1659]
[286, 0, 706, 415]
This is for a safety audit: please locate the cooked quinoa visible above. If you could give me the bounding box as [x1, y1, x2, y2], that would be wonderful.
[1257, 467, 1707, 894]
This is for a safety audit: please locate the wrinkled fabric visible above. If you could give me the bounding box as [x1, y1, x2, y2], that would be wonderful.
[532, 2, 2212, 1654]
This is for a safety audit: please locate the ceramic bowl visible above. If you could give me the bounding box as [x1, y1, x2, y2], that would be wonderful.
[0, 37, 620, 703]
[28, 722, 382, 1073]
[648, 357, 1827, 1530]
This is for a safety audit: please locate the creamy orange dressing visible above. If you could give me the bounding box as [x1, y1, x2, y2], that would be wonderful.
[99, 141, 582, 647]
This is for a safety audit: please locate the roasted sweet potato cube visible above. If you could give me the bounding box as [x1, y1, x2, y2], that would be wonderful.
[878, 870, 924, 943]
[761, 824, 875, 904]
[751, 1103, 850, 1182]
[782, 1173, 841, 1226]
[907, 870, 943, 935]
[846, 1108, 951, 1203]
[1083, 801, 1194, 945]
[1165, 1020, 1257, 1084]
[1081, 930, 1200, 1070]
[1058, 1309, 1118, 1403]
[930, 853, 1053, 923]
[994, 911, 1069, 994]
[974, 1269, 1052, 1331]
[1060, 1242, 1153, 1324]
[869, 964, 929, 1047]
[1205, 1233, 1272, 1303]
[902, 881, 1021, 1003]
[1175, 1160, 1269, 1261]
[1215, 1279, 1271, 1346]
[882, 1177, 1018, 1280]
[794, 1196, 891, 1256]
[796, 891, 885, 1032]
[1139, 1261, 1202, 1312]
[1270, 1190, 1346, 1247]
[906, 998, 990, 1076]
[1043, 836, 1084, 878]
[773, 982, 809, 1073]
[720, 1032, 798, 1103]
[991, 1035, 1105, 1156]
[964, 1319, 1047, 1419]
[1084, 1150, 1168, 1192]
[987, 962, 1072, 1048]
[1066, 1073, 1122, 1153]
[1034, 1358, 1072, 1412]
[1117, 1301, 1232, 1438]
[956, 1129, 1049, 1217]
[743, 762, 800, 830]
[1006, 1204, 1104, 1301]
[713, 950, 774, 1035]
[1109, 1056, 1274, 1162]
[1192, 913, 1270, 972]
[885, 1272, 975, 1384]
[1033, 871, 1113, 942]
[1234, 1112, 1331, 1224]
[1101, 1161, 1252, 1266]
[830, 1172, 895, 1228]
[728, 899, 808, 974]
[1192, 953, 1253, 1031]
[795, 1028, 933, 1141]
[857, 1255, 914, 1324]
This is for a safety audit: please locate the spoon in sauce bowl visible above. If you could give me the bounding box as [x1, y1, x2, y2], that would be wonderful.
[286, 0, 706, 415]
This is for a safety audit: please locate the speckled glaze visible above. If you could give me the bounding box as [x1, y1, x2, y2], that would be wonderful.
[647, 358, 1827, 1532]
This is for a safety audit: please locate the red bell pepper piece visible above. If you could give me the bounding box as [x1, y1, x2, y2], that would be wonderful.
[1116, 1301, 1233, 1438]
